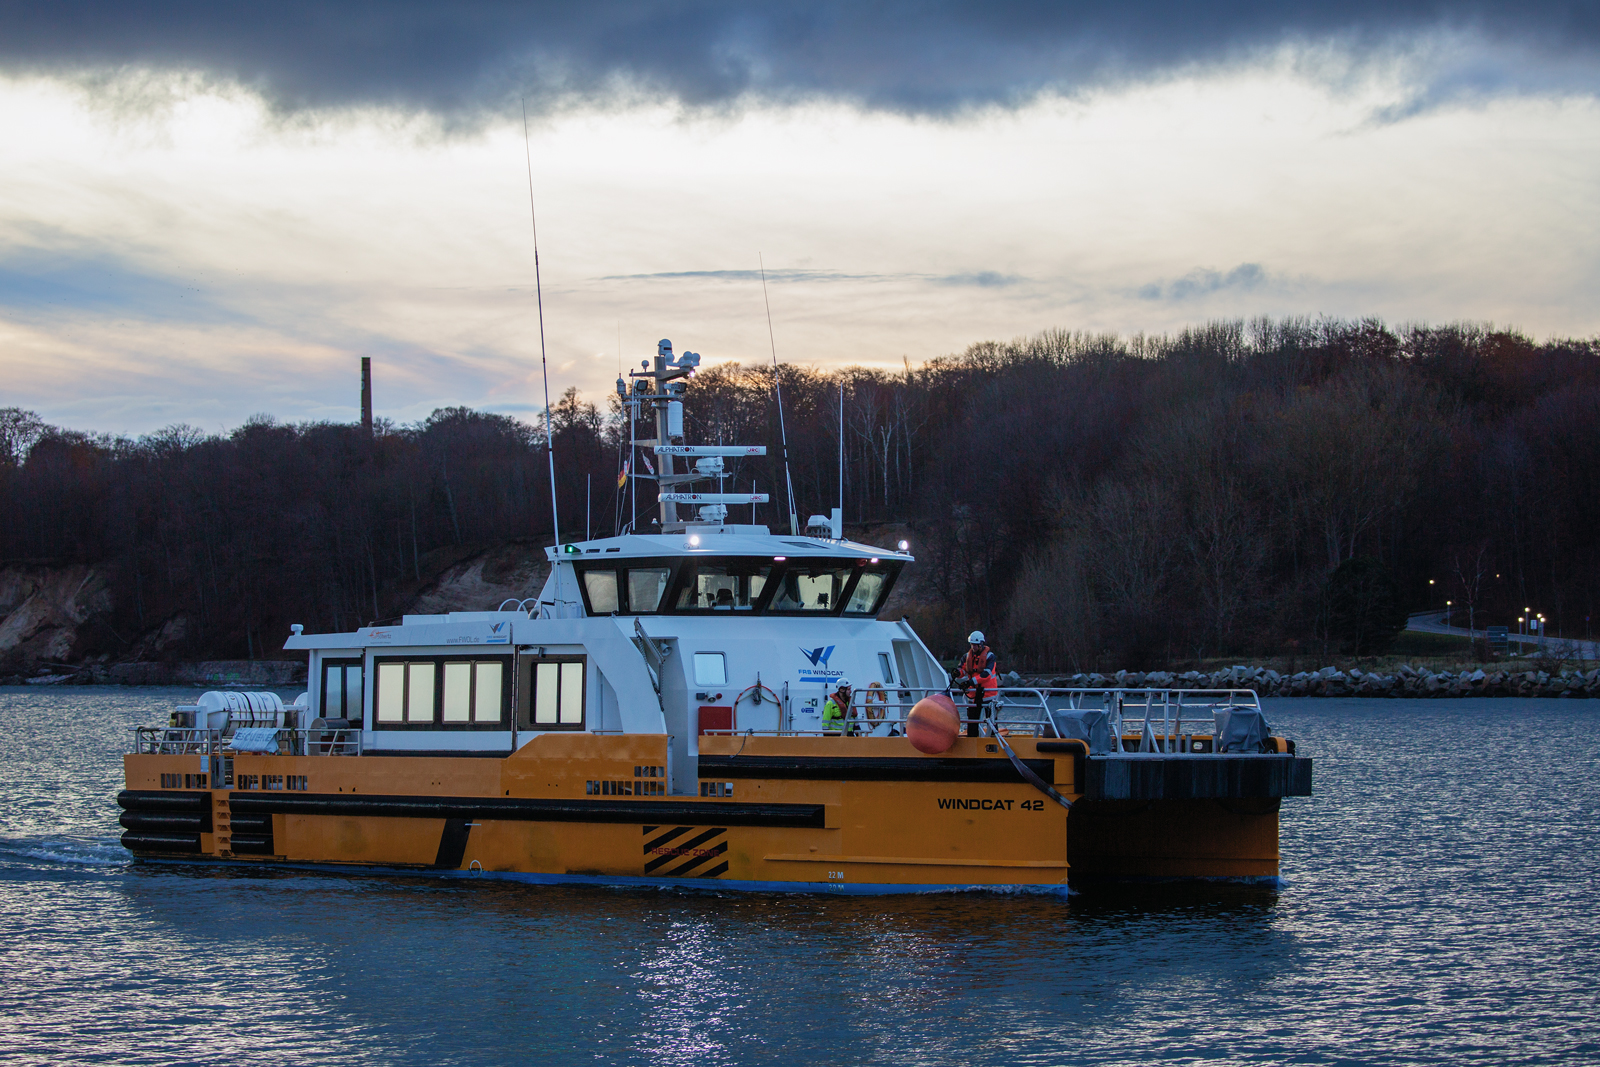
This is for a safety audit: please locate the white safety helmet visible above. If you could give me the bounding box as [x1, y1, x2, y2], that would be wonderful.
[968, 631, 985, 644]
[835, 678, 851, 689]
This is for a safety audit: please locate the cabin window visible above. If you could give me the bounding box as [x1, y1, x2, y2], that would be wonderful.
[441, 660, 505, 724]
[878, 652, 894, 684]
[627, 568, 672, 612]
[674, 560, 772, 611]
[375, 661, 434, 723]
[694, 652, 728, 686]
[320, 658, 363, 720]
[768, 565, 854, 612]
[375, 655, 510, 729]
[520, 657, 587, 730]
[583, 570, 620, 614]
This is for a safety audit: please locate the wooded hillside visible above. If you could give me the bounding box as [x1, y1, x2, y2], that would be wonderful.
[3, 316, 1596, 670]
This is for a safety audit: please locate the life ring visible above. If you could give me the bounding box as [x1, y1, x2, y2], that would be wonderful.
[864, 682, 889, 721]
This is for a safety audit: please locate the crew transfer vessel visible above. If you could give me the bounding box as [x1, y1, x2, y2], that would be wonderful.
[118, 340, 1312, 892]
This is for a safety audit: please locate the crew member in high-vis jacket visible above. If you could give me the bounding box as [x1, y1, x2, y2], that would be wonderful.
[822, 679, 854, 736]
[954, 631, 999, 738]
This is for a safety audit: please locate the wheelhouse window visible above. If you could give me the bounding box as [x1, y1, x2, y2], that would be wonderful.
[843, 564, 897, 616]
[518, 657, 586, 730]
[768, 564, 855, 612]
[375, 655, 510, 730]
[320, 658, 363, 720]
[573, 561, 676, 615]
[582, 570, 620, 613]
[628, 568, 672, 612]
[674, 559, 771, 611]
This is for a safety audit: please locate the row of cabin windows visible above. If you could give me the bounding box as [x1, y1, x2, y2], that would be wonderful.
[321, 656, 585, 730]
[576, 557, 895, 617]
[377, 660, 505, 724]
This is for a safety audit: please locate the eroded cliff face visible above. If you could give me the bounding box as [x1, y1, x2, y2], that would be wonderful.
[401, 541, 552, 616]
[0, 565, 114, 667]
[0, 543, 555, 682]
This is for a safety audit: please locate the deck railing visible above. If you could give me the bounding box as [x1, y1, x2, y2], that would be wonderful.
[702, 685, 1265, 755]
[133, 726, 363, 757]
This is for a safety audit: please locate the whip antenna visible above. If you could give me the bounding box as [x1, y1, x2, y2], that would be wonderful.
[760, 254, 800, 536]
[523, 97, 561, 551]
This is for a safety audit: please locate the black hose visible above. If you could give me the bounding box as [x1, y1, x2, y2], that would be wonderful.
[985, 724, 1073, 810]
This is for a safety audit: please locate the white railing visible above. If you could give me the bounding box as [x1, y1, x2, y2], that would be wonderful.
[702, 685, 1263, 754]
[133, 726, 363, 757]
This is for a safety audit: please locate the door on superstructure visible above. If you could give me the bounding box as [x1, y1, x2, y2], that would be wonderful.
[321, 658, 364, 723]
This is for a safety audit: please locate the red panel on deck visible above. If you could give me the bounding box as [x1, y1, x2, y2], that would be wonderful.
[697, 706, 734, 735]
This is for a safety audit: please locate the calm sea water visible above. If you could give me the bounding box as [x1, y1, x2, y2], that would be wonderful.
[1, 688, 1597, 1066]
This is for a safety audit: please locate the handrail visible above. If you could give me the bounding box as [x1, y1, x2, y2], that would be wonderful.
[133, 726, 363, 757]
[700, 684, 1267, 753]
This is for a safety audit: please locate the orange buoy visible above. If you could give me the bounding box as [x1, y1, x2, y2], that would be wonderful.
[907, 694, 960, 754]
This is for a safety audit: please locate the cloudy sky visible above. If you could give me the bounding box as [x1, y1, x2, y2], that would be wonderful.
[0, 2, 1597, 433]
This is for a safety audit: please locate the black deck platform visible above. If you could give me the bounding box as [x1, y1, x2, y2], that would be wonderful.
[1084, 755, 1313, 800]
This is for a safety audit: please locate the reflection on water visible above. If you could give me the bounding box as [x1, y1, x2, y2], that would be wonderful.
[1, 688, 1597, 1065]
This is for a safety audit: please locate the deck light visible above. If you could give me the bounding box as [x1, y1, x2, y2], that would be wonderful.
[898, 540, 909, 552]
[870, 558, 879, 564]
[688, 534, 701, 547]
[773, 556, 786, 561]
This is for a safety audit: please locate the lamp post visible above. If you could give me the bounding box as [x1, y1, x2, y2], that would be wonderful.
[1445, 600, 1452, 628]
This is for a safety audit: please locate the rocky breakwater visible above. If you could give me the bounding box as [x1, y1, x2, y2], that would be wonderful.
[1022, 665, 1600, 698]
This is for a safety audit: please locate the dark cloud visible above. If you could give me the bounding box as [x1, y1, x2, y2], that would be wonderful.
[0, 2, 1593, 114]
[1139, 263, 1265, 301]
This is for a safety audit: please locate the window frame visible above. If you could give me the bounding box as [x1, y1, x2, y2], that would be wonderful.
[517, 654, 588, 732]
[319, 657, 364, 721]
[371, 654, 512, 732]
[669, 558, 779, 614]
[693, 651, 728, 686]
[572, 559, 683, 616]
[571, 555, 901, 617]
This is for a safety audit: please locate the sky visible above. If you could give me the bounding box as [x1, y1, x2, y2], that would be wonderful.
[0, 2, 1597, 434]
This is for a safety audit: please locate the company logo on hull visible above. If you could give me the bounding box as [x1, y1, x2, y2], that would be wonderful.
[799, 645, 842, 683]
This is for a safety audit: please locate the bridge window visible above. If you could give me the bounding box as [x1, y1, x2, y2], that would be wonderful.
[674, 560, 772, 611]
[627, 568, 672, 612]
[583, 570, 620, 614]
[769, 565, 854, 612]
[845, 569, 889, 615]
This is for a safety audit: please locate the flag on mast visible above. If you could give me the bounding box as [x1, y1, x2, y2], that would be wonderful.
[616, 461, 629, 489]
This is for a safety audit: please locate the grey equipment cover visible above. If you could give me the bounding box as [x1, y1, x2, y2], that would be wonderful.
[1050, 708, 1112, 754]
[1213, 708, 1271, 753]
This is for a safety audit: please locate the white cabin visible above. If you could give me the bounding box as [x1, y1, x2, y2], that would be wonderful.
[284, 524, 948, 793]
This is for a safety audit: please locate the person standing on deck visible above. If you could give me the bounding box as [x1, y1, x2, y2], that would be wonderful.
[823, 680, 854, 736]
[954, 632, 999, 738]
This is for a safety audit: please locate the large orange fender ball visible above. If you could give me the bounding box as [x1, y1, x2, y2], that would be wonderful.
[907, 694, 961, 754]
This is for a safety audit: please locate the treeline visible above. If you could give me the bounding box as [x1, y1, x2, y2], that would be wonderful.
[3, 316, 1598, 669]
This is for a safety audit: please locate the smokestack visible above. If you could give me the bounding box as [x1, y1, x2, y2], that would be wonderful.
[361, 356, 372, 436]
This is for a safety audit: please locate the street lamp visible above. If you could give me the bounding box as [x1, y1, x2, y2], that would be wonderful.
[1445, 600, 1452, 627]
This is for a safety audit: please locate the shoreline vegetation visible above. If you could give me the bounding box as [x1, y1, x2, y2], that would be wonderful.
[4, 316, 1599, 678]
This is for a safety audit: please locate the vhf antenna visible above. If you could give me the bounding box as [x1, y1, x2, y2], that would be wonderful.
[760, 254, 800, 536]
[523, 97, 561, 551]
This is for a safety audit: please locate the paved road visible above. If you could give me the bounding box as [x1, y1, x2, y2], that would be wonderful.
[1406, 611, 1600, 660]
